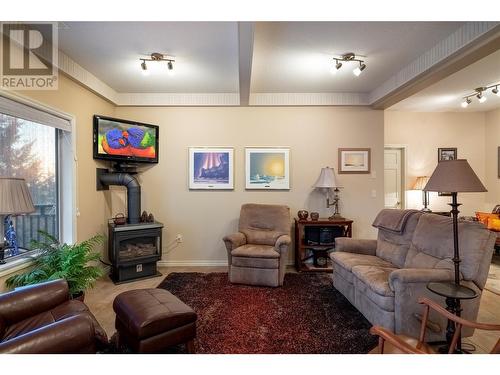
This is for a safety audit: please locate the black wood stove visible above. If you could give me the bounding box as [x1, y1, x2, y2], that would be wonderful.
[108, 221, 163, 284]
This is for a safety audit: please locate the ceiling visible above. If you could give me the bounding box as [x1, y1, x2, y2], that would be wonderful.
[251, 22, 462, 93]
[58, 22, 240, 93]
[389, 49, 500, 112]
[52, 21, 499, 107]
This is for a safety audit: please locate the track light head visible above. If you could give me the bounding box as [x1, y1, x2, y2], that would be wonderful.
[330, 59, 342, 75]
[353, 62, 366, 77]
[140, 60, 149, 76]
[461, 98, 472, 108]
[167, 60, 174, 76]
[493, 86, 499, 95]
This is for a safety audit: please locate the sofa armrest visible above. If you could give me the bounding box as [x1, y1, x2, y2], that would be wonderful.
[0, 314, 97, 354]
[0, 279, 69, 325]
[223, 232, 247, 251]
[335, 238, 377, 255]
[389, 268, 454, 291]
[275, 235, 291, 255]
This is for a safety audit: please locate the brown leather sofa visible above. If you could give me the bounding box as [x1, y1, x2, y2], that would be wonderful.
[0, 279, 108, 353]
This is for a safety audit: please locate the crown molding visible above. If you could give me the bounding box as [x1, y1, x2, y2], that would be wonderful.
[250, 92, 369, 106]
[115, 92, 240, 106]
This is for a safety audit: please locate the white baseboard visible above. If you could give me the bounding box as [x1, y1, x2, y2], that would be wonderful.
[157, 260, 295, 267]
[157, 260, 228, 267]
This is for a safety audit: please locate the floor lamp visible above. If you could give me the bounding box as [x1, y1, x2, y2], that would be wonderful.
[423, 159, 487, 352]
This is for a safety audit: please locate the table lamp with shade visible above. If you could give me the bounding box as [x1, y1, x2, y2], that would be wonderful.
[0, 177, 35, 259]
[412, 176, 431, 212]
[313, 167, 343, 220]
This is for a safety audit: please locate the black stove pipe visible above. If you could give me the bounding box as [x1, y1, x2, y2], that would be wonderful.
[98, 172, 141, 224]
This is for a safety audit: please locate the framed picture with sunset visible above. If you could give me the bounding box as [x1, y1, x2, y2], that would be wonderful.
[245, 147, 290, 190]
[338, 148, 371, 174]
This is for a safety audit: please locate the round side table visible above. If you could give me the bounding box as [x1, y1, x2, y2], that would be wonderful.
[427, 281, 478, 353]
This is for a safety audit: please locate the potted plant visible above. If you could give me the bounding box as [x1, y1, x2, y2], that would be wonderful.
[5, 231, 104, 300]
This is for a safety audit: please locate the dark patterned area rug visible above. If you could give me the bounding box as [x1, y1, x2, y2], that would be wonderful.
[157, 272, 377, 354]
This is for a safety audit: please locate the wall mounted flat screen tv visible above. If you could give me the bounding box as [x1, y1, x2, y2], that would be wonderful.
[93, 115, 159, 164]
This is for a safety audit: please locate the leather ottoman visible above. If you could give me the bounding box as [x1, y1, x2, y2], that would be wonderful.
[113, 288, 197, 353]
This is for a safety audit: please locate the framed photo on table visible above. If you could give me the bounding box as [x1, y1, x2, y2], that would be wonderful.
[338, 148, 371, 174]
[245, 147, 290, 190]
[188, 147, 234, 190]
[438, 148, 457, 196]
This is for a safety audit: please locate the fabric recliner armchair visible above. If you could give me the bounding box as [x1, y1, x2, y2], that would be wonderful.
[224, 203, 291, 287]
[331, 209, 496, 341]
[0, 279, 108, 353]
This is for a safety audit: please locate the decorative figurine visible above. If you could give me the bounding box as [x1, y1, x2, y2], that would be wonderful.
[297, 210, 309, 220]
[310, 212, 320, 221]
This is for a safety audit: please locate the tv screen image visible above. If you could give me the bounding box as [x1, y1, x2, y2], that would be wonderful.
[93, 115, 159, 163]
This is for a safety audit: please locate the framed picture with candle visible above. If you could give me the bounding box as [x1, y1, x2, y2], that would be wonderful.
[188, 147, 234, 190]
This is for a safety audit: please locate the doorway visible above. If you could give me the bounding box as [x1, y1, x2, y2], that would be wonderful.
[384, 146, 406, 209]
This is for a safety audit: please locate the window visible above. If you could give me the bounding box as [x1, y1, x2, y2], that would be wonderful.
[0, 113, 58, 249]
[0, 92, 74, 267]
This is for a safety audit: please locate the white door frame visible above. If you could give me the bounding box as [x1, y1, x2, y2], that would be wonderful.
[384, 144, 408, 209]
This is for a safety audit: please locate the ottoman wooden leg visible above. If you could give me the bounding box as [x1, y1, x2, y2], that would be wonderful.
[186, 339, 196, 354]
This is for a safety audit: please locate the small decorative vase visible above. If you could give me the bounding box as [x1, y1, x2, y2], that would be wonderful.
[297, 210, 309, 220]
[310, 212, 320, 221]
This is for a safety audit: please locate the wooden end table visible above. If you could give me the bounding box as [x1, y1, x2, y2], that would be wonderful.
[294, 218, 353, 272]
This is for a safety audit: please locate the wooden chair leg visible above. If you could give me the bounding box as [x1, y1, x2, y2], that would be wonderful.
[186, 339, 196, 354]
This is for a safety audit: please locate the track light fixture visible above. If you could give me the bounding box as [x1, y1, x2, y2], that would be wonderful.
[140, 60, 149, 76]
[139, 53, 175, 76]
[461, 97, 472, 108]
[331, 53, 367, 77]
[461, 83, 499, 107]
[330, 59, 343, 75]
[353, 61, 367, 77]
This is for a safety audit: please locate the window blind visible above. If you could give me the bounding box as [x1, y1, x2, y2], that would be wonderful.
[0, 93, 72, 132]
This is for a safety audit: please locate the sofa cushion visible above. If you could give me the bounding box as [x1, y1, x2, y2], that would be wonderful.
[404, 213, 495, 288]
[3, 300, 92, 342]
[375, 211, 422, 268]
[352, 266, 396, 312]
[231, 244, 279, 258]
[232, 256, 279, 269]
[330, 252, 394, 272]
[238, 204, 290, 246]
[330, 252, 395, 284]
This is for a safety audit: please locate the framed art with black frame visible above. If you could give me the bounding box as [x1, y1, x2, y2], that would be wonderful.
[438, 147, 457, 196]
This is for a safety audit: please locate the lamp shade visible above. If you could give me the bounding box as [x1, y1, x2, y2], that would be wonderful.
[314, 167, 338, 188]
[412, 176, 429, 190]
[424, 159, 487, 193]
[0, 177, 35, 214]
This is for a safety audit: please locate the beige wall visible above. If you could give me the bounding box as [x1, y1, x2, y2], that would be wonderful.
[17, 75, 116, 242]
[114, 106, 385, 265]
[385, 111, 487, 216]
[485, 108, 500, 209]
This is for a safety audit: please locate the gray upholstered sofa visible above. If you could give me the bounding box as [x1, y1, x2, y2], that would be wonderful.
[331, 209, 496, 340]
[223, 203, 291, 287]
